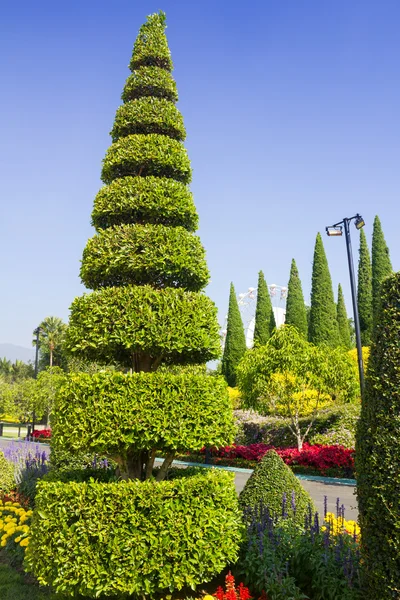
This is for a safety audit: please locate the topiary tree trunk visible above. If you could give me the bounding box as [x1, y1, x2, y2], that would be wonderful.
[27, 13, 241, 597]
[356, 272, 400, 599]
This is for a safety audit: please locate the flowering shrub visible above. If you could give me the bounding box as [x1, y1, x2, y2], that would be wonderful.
[0, 499, 32, 564]
[31, 428, 51, 440]
[212, 572, 252, 600]
[202, 443, 354, 474]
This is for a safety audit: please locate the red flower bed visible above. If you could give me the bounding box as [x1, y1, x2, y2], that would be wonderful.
[32, 428, 52, 440]
[202, 443, 354, 472]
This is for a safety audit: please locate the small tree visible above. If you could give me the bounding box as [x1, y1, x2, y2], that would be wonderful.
[356, 272, 400, 599]
[371, 215, 392, 325]
[33, 367, 66, 427]
[285, 259, 308, 337]
[221, 283, 247, 386]
[336, 284, 352, 349]
[253, 270, 275, 345]
[357, 229, 373, 345]
[33, 316, 67, 369]
[237, 326, 358, 449]
[308, 233, 340, 347]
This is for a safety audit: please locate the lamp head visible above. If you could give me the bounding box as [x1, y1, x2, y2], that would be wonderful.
[354, 214, 365, 230]
[326, 226, 343, 237]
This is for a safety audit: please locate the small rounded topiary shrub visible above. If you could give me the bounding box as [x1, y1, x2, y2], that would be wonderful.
[0, 451, 15, 494]
[239, 449, 315, 527]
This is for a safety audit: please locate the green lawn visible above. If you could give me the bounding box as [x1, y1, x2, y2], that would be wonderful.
[0, 562, 53, 599]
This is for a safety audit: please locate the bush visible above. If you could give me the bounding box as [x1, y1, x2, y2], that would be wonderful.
[111, 97, 185, 141]
[0, 452, 15, 494]
[129, 12, 172, 71]
[101, 134, 191, 184]
[80, 223, 209, 291]
[52, 372, 236, 457]
[122, 66, 178, 103]
[228, 387, 241, 410]
[356, 272, 400, 598]
[26, 471, 242, 598]
[92, 176, 197, 232]
[239, 450, 314, 527]
[66, 285, 221, 368]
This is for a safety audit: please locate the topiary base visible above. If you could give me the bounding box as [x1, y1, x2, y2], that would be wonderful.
[26, 471, 242, 598]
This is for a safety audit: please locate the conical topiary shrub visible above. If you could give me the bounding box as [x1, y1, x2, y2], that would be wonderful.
[26, 12, 241, 597]
[222, 283, 247, 386]
[239, 450, 315, 527]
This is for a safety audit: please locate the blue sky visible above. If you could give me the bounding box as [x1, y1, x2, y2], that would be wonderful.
[0, 0, 399, 348]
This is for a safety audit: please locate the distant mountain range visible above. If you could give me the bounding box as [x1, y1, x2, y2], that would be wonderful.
[0, 344, 35, 363]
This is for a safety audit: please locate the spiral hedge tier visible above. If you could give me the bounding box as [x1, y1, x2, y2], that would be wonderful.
[28, 13, 240, 597]
[80, 223, 209, 290]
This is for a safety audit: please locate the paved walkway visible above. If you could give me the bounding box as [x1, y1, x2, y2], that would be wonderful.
[0, 438, 358, 519]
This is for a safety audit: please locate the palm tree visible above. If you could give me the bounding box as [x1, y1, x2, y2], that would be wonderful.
[33, 317, 67, 368]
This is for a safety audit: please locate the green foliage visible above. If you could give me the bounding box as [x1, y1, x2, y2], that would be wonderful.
[308, 233, 340, 347]
[101, 133, 192, 184]
[34, 316, 67, 370]
[92, 176, 197, 231]
[337, 284, 352, 349]
[51, 371, 236, 456]
[0, 452, 15, 493]
[253, 270, 275, 346]
[0, 359, 34, 383]
[31, 367, 66, 427]
[221, 283, 247, 387]
[122, 66, 178, 103]
[80, 223, 209, 291]
[129, 11, 172, 72]
[285, 259, 308, 337]
[371, 215, 392, 325]
[66, 285, 221, 368]
[239, 450, 314, 527]
[111, 97, 185, 141]
[26, 472, 242, 597]
[357, 229, 373, 346]
[356, 272, 400, 599]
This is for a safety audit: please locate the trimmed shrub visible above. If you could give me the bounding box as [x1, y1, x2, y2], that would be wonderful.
[26, 472, 242, 597]
[129, 11, 172, 71]
[239, 450, 315, 527]
[80, 223, 209, 291]
[92, 176, 197, 231]
[0, 452, 15, 493]
[253, 270, 275, 346]
[356, 272, 400, 598]
[51, 372, 236, 456]
[111, 97, 185, 141]
[101, 133, 191, 184]
[122, 66, 178, 103]
[221, 283, 246, 387]
[285, 259, 308, 338]
[66, 285, 221, 368]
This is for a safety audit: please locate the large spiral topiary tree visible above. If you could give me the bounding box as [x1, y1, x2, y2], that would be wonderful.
[27, 13, 241, 597]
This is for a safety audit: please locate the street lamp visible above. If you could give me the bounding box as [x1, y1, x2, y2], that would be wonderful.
[326, 214, 365, 397]
[32, 326, 42, 434]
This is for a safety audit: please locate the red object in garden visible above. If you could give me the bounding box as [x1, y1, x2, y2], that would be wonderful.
[32, 428, 52, 439]
[214, 571, 252, 600]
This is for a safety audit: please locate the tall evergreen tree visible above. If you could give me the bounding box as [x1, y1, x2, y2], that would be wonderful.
[372, 215, 392, 324]
[336, 284, 351, 349]
[357, 229, 373, 346]
[285, 259, 308, 337]
[308, 233, 340, 347]
[222, 283, 247, 386]
[253, 270, 276, 346]
[27, 13, 240, 596]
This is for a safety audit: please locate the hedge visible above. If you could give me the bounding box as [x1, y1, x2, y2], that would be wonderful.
[129, 12, 172, 72]
[101, 134, 191, 184]
[80, 223, 209, 291]
[92, 176, 197, 231]
[356, 272, 400, 599]
[26, 472, 242, 597]
[239, 450, 315, 528]
[0, 451, 15, 493]
[111, 97, 185, 142]
[51, 372, 235, 456]
[65, 285, 221, 367]
[122, 67, 178, 103]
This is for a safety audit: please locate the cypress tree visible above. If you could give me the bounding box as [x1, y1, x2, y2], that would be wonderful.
[308, 233, 340, 347]
[253, 270, 276, 346]
[357, 229, 373, 346]
[336, 284, 351, 349]
[222, 283, 247, 386]
[27, 13, 240, 596]
[356, 273, 400, 598]
[372, 215, 392, 324]
[285, 259, 308, 337]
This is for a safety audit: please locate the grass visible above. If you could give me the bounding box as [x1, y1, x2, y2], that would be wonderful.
[0, 562, 54, 599]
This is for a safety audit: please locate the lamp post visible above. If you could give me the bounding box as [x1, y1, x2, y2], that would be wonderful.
[32, 326, 42, 434]
[326, 214, 365, 398]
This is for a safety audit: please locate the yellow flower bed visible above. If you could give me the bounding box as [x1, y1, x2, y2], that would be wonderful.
[322, 511, 360, 538]
[0, 500, 31, 549]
